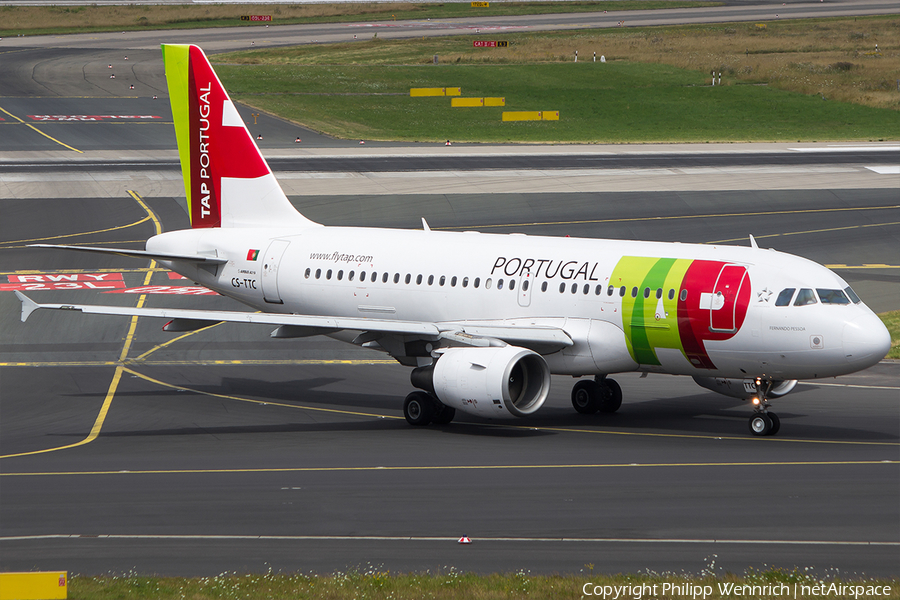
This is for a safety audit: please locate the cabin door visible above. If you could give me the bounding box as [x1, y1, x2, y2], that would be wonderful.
[261, 239, 290, 304]
[708, 264, 749, 333]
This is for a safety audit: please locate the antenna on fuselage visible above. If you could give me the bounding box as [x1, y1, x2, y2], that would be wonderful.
[422, 218, 431, 232]
[749, 234, 759, 249]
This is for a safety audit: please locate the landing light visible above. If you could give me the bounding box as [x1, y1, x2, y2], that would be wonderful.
[751, 397, 761, 406]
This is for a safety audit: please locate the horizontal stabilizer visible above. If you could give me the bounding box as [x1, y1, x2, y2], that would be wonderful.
[29, 244, 228, 264]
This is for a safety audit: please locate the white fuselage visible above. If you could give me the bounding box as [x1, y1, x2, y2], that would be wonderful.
[148, 225, 890, 381]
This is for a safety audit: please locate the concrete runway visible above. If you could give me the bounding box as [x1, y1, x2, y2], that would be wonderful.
[1, 8, 899, 579]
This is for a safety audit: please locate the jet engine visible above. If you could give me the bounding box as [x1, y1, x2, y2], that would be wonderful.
[692, 376, 798, 400]
[411, 346, 551, 419]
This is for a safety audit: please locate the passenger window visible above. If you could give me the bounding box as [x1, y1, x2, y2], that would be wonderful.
[794, 288, 817, 306]
[559, 283, 566, 293]
[632, 287, 638, 298]
[541, 281, 548, 292]
[522, 280, 529, 291]
[656, 288, 662, 299]
[497, 279, 504, 290]
[439, 275, 445, 286]
[607, 285, 614, 296]
[668, 289, 675, 300]
[358, 271, 364, 281]
[304, 268, 310, 279]
[485, 278, 493, 289]
[405, 274, 411, 284]
[509, 279, 516, 291]
[451, 276, 457, 287]
[326, 269, 333, 280]
[383, 272, 389, 283]
[595, 285, 602, 296]
[775, 288, 795, 306]
[349, 271, 355, 281]
[844, 286, 861, 304]
[427, 275, 434, 286]
[474, 277, 481, 288]
[337, 270, 344, 281]
[571, 283, 578, 294]
[643, 287, 650, 299]
[371, 272, 378, 283]
[583, 284, 589, 295]
[315, 269, 321, 279]
[416, 274, 423, 285]
[619, 286, 626, 297]
[680, 289, 687, 301]
[817, 289, 850, 305]
[462, 277, 469, 288]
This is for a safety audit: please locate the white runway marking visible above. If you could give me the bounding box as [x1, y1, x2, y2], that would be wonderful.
[865, 166, 900, 174]
[789, 146, 900, 152]
[3, 534, 897, 546]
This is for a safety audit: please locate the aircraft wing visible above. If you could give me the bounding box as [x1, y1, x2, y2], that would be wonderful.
[15, 291, 438, 336]
[29, 244, 228, 265]
[14, 292, 572, 350]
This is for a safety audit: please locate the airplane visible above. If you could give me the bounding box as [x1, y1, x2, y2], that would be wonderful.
[15, 44, 891, 437]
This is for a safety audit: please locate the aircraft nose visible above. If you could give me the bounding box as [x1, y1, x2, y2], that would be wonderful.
[843, 311, 891, 367]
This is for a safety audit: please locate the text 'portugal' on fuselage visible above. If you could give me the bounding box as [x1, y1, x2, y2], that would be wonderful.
[16, 44, 891, 437]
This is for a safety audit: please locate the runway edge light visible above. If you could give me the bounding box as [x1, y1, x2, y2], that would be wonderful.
[0, 572, 67, 600]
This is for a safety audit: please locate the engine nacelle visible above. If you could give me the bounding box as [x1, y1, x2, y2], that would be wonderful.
[413, 346, 551, 419]
[692, 376, 798, 400]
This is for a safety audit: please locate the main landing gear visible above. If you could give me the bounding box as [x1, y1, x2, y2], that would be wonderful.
[403, 391, 455, 426]
[748, 379, 780, 436]
[571, 376, 623, 415]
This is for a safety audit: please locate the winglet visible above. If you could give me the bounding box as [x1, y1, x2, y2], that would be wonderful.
[15, 291, 40, 323]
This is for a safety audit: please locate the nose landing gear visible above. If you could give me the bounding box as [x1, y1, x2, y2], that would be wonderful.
[748, 379, 780, 436]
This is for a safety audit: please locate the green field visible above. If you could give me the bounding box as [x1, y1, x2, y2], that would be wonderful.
[882, 310, 900, 359]
[62, 569, 900, 600]
[219, 61, 900, 143]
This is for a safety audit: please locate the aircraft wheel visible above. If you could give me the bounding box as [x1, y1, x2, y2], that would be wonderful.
[749, 412, 772, 436]
[598, 378, 623, 413]
[404, 391, 436, 426]
[767, 412, 781, 436]
[432, 404, 456, 425]
[571, 380, 600, 414]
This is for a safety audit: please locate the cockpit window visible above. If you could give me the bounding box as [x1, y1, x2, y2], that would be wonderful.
[844, 286, 861, 304]
[817, 288, 850, 305]
[775, 288, 795, 306]
[794, 288, 817, 306]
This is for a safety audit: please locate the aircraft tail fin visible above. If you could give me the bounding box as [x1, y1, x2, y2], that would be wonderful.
[162, 44, 318, 229]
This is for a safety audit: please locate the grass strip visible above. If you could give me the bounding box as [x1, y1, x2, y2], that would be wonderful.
[0, 2, 719, 37]
[219, 61, 900, 143]
[881, 311, 900, 359]
[210, 16, 900, 142]
[67, 568, 900, 600]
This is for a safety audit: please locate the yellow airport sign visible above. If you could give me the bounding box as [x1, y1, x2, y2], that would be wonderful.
[451, 97, 506, 107]
[502, 111, 559, 121]
[0, 572, 67, 600]
[410, 87, 462, 97]
[471, 2, 490, 6]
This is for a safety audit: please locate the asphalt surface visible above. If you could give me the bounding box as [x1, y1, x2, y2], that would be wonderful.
[1, 5, 899, 579]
